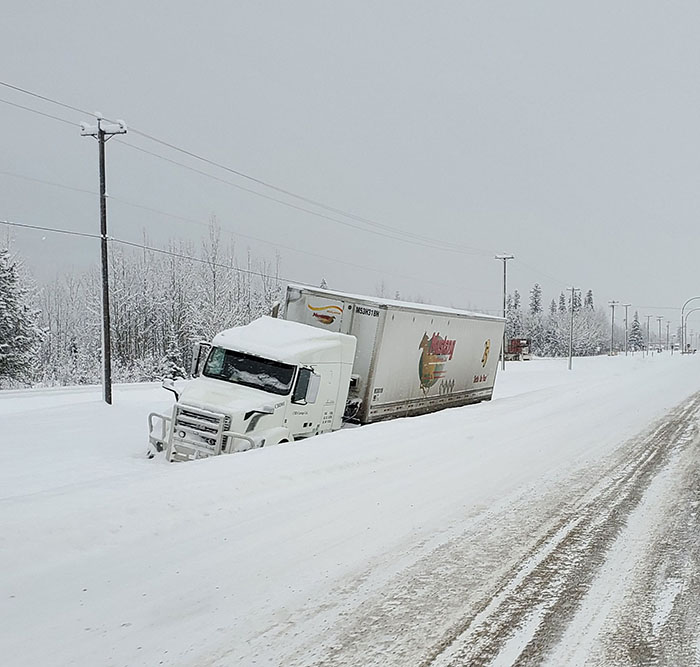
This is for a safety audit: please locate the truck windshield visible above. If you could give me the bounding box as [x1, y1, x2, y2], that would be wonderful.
[203, 347, 295, 395]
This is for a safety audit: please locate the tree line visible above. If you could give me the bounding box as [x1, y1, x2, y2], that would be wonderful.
[507, 283, 648, 357]
[0, 222, 281, 388]
[2, 239, 661, 389]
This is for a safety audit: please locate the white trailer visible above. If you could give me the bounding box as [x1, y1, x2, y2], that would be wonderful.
[148, 286, 504, 461]
[284, 285, 505, 424]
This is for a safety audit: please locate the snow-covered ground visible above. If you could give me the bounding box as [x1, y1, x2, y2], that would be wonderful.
[1, 352, 698, 666]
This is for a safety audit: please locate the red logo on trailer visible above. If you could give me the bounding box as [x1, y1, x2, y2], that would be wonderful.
[307, 303, 343, 325]
[418, 332, 457, 392]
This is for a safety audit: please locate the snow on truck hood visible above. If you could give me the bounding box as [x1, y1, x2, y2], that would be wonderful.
[179, 377, 280, 415]
[212, 316, 356, 364]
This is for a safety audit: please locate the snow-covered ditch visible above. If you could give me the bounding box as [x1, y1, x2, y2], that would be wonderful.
[1, 353, 698, 666]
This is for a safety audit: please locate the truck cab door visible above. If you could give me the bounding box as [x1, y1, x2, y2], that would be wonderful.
[287, 367, 323, 437]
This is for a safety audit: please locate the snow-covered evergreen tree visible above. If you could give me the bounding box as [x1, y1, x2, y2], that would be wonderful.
[629, 311, 644, 351]
[512, 290, 523, 335]
[572, 290, 582, 313]
[584, 289, 594, 310]
[526, 284, 544, 354]
[0, 248, 43, 385]
[159, 324, 187, 379]
[558, 292, 566, 313]
[506, 289, 525, 342]
[529, 284, 542, 315]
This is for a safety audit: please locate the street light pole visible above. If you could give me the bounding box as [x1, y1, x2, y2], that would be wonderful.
[680, 296, 700, 353]
[494, 254, 514, 372]
[683, 308, 700, 354]
[80, 114, 127, 405]
[609, 301, 620, 355]
[568, 287, 580, 370]
[622, 303, 631, 356]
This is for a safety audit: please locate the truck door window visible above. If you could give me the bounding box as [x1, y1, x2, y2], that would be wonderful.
[293, 368, 320, 404]
[292, 368, 311, 403]
[307, 372, 321, 404]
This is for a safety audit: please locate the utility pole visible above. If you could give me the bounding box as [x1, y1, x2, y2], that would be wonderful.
[657, 316, 663, 352]
[494, 254, 514, 371]
[609, 301, 620, 355]
[666, 321, 670, 351]
[645, 314, 652, 356]
[568, 287, 580, 370]
[622, 303, 631, 356]
[81, 114, 127, 405]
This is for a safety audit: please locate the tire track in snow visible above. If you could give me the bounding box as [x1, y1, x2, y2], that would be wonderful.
[591, 430, 700, 666]
[422, 392, 700, 667]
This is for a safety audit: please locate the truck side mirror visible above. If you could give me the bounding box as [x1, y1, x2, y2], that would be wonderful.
[191, 341, 211, 377]
[162, 377, 179, 401]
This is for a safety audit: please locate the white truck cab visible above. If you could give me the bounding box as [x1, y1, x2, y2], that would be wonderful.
[149, 316, 356, 462]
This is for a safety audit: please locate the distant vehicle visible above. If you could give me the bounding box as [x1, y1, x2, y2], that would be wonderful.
[504, 338, 532, 361]
[148, 285, 505, 462]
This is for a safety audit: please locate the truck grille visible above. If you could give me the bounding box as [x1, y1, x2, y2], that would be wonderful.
[169, 405, 228, 461]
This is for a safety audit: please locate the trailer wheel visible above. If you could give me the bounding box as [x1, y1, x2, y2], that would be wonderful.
[278, 439, 289, 444]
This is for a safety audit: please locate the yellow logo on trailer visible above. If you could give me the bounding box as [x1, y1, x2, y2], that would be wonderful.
[482, 340, 491, 367]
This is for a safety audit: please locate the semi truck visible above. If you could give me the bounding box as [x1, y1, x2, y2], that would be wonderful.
[148, 285, 505, 462]
[504, 338, 532, 361]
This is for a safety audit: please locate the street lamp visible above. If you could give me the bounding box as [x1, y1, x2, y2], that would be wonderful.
[684, 308, 700, 353]
[680, 296, 700, 353]
[494, 254, 515, 371]
[609, 301, 620, 355]
[622, 304, 631, 356]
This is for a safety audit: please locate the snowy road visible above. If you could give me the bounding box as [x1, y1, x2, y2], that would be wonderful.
[281, 390, 700, 667]
[1, 354, 699, 666]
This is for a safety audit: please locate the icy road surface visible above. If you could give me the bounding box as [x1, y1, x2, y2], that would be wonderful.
[1, 353, 699, 666]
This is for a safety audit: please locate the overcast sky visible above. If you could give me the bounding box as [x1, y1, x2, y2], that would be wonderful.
[2, 1, 699, 328]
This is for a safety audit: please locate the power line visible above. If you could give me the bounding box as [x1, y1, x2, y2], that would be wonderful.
[0, 168, 488, 289]
[0, 169, 97, 195]
[108, 197, 491, 294]
[115, 139, 491, 257]
[1, 80, 618, 302]
[0, 168, 492, 292]
[120, 131, 495, 255]
[1, 212, 494, 297]
[0, 81, 93, 116]
[128, 125, 485, 248]
[636, 305, 681, 311]
[1, 219, 100, 240]
[112, 237, 292, 283]
[0, 79, 496, 257]
[0, 97, 76, 127]
[0, 218, 293, 282]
